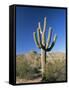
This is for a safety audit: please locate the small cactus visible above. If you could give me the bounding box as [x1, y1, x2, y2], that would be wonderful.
[33, 17, 57, 81]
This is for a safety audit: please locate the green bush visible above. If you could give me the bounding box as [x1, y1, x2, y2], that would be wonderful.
[45, 59, 66, 82]
[16, 59, 39, 80]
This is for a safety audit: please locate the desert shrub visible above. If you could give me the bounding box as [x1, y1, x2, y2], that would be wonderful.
[45, 59, 66, 82]
[16, 59, 39, 80]
[30, 51, 37, 54]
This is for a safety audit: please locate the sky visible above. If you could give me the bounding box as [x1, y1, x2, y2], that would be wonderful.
[16, 6, 66, 55]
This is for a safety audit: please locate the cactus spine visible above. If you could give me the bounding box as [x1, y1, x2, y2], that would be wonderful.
[33, 17, 57, 81]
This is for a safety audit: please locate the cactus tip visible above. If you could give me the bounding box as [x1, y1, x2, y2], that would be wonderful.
[49, 27, 52, 30]
[44, 17, 46, 20]
[38, 22, 40, 28]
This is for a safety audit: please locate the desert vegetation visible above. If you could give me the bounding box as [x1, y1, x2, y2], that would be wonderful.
[16, 51, 66, 83]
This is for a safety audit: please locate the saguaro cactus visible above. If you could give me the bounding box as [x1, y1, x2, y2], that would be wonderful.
[33, 17, 57, 81]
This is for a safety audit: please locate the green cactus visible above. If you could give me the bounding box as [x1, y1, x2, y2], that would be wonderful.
[33, 17, 57, 81]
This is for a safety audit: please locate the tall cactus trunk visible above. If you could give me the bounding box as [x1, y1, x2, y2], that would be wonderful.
[41, 48, 46, 81]
[41, 33, 46, 81]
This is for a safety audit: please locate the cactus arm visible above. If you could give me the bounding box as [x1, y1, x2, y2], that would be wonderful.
[37, 28, 42, 47]
[42, 33, 46, 46]
[46, 27, 52, 49]
[43, 17, 46, 33]
[33, 32, 41, 48]
[46, 34, 57, 51]
[38, 22, 42, 34]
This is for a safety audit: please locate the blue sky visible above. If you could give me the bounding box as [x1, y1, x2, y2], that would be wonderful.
[16, 6, 66, 55]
